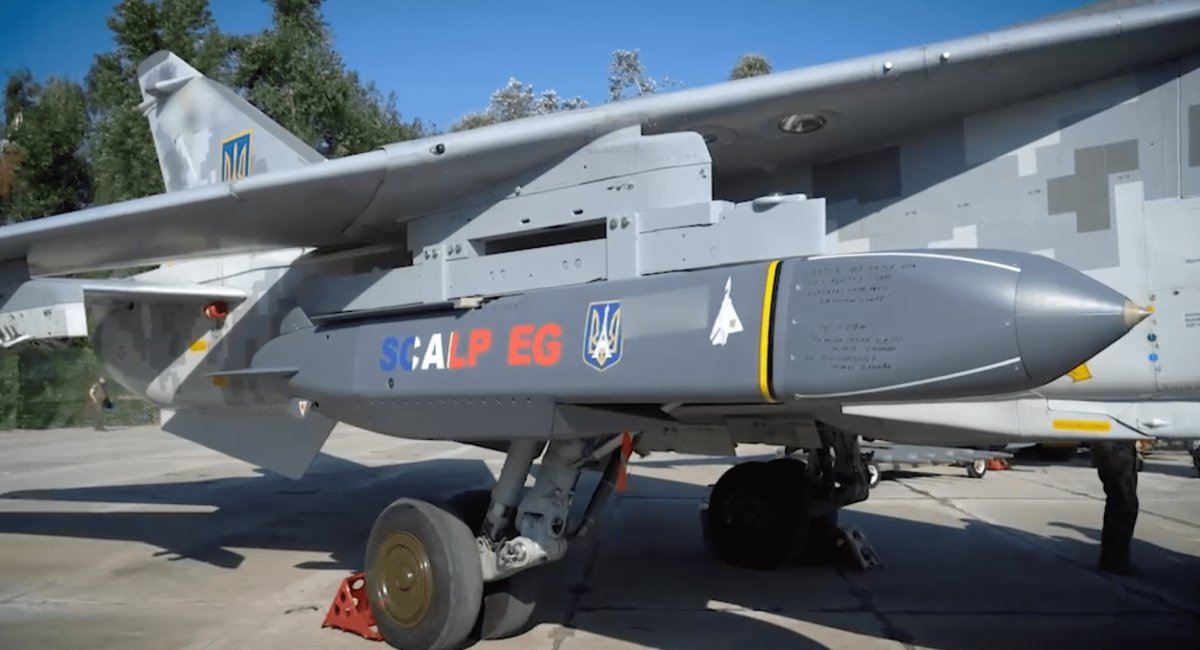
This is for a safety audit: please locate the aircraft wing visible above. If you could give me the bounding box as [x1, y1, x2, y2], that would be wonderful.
[0, 275, 246, 347]
[2, 0, 1199, 276]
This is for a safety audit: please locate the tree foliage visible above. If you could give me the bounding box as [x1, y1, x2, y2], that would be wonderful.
[730, 53, 772, 80]
[87, 0, 239, 204]
[77, 0, 425, 204]
[451, 78, 588, 132]
[451, 48, 672, 132]
[4, 69, 38, 127]
[1, 76, 91, 222]
[0, 0, 432, 227]
[236, 0, 425, 156]
[608, 49, 675, 102]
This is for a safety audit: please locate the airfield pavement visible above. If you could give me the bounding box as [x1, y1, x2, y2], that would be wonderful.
[0, 424, 1197, 650]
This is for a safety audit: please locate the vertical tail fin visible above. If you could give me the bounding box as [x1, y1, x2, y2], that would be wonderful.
[136, 51, 325, 193]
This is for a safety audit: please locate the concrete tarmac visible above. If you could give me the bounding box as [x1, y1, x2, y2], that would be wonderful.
[0, 424, 1196, 649]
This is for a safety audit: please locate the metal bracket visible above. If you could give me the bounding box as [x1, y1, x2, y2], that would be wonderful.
[452, 295, 484, 309]
[297, 128, 826, 318]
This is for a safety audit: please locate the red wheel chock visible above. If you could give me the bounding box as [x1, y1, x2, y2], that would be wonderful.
[322, 572, 383, 641]
[986, 458, 1011, 471]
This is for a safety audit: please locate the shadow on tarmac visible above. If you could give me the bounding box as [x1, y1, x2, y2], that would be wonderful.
[1140, 460, 1200, 480]
[1, 451, 1198, 650]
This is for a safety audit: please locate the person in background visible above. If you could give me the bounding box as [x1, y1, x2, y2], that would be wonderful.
[1090, 440, 1139, 575]
[87, 377, 113, 431]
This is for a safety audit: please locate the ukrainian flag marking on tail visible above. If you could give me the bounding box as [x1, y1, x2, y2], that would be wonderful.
[221, 130, 253, 181]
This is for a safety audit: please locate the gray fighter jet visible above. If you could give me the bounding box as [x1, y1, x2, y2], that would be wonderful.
[1, 2, 1196, 649]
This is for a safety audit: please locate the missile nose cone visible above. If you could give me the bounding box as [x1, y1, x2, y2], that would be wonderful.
[1014, 256, 1145, 386]
[1124, 301, 1152, 329]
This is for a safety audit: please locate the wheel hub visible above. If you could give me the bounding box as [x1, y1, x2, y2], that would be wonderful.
[375, 531, 433, 628]
[726, 492, 773, 528]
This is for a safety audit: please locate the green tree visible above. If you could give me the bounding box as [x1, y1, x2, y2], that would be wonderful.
[0, 70, 38, 216]
[1, 76, 92, 221]
[450, 111, 498, 132]
[0, 71, 97, 426]
[608, 49, 675, 102]
[450, 48, 670, 131]
[451, 78, 588, 132]
[0, 353, 17, 430]
[730, 53, 772, 80]
[236, 0, 425, 156]
[4, 69, 38, 127]
[87, 0, 240, 205]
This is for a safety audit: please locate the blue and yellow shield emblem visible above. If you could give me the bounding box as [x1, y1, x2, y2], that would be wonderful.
[584, 300, 622, 371]
[220, 130, 252, 181]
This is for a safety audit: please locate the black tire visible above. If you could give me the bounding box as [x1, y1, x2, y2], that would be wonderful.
[366, 498, 483, 650]
[797, 510, 840, 566]
[766, 455, 808, 480]
[479, 568, 541, 640]
[966, 459, 988, 479]
[446, 489, 539, 641]
[707, 461, 809, 570]
[867, 463, 881, 489]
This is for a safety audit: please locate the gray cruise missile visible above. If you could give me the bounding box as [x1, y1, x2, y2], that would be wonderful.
[247, 249, 1145, 440]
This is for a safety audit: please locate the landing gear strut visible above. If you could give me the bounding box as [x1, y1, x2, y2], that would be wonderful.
[363, 437, 621, 650]
[706, 421, 875, 570]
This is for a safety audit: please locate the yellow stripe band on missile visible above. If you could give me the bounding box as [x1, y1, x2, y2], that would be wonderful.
[1052, 419, 1111, 432]
[759, 260, 781, 403]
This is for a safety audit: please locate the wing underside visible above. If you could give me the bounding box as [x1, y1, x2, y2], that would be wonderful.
[0, 275, 245, 347]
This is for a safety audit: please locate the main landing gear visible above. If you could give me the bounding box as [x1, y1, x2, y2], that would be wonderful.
[363, 437, 622, 650]
[705, 422, 877, 570]
[360, 424, 875, 649]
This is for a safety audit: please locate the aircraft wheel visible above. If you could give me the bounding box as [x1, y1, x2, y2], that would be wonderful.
[707, 460, 808, 569]
[444, 489, 540, 640]
[797, 510, 840, 565]
[366, 498, 483, 650]
[966, 459, 988, 479]
[479, 568, 541, 640]
[867, 463, 881, 489]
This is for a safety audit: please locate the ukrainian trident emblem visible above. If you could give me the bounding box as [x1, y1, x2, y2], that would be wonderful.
[584, 300, 622, 371]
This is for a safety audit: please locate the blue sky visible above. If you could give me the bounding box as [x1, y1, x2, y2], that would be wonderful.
[1, 0, 1091, 130]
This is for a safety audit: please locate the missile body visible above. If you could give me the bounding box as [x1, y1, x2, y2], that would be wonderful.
[252, 250, 1145, 439]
